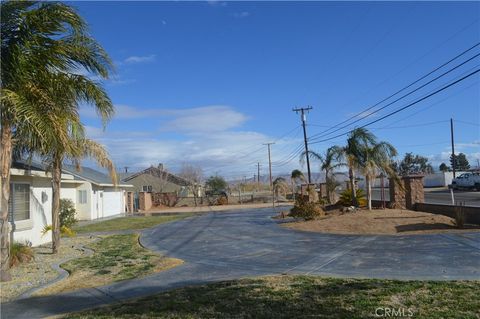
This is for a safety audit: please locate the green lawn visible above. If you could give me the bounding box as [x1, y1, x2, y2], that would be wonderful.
[36, 234, 182, 296]
[74, 214, 192, 233]
[64, 275, 479, 318]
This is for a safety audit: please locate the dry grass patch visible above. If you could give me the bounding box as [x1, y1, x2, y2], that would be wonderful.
[63, 275, 480, 319]
[283, 209, 480, 235]
[73, 214, 192, 233]
[35, 234, 182, 296]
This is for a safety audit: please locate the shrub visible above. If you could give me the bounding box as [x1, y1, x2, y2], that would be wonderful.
[60, 199, 78, 228]
[42, 224, 76, 237]
[42, 199, 78, 237]
[290, 196, 325, 220]
[217, 196, 228, 206]
[10, 242, 34, 267]
[338, 188, 366, 207]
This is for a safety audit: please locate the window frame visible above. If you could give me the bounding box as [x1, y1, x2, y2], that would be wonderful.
[78, 189, 88, 204]
[9, 182, 33, 231]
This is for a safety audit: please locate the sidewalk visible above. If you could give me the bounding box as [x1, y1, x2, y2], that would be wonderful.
[142, 202, 293, 215]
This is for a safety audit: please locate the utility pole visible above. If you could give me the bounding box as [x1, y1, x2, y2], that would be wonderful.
[263, 142, 275, 210]
[257, 162, 261, 189]
[263, 143, 275, 188]
[450, 118, 456, 179]
[293, 106, 313, 183]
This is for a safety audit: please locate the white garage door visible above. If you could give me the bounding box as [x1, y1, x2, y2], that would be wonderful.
[102, 191, 123, 217]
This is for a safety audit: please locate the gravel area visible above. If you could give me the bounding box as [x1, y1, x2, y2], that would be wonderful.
[283, 209, 480, 235]
[0, 235, 97, 302]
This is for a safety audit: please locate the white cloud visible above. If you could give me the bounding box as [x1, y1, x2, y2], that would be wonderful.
[233, 11, 250, 18]
[161, 106, 248, 133]
[82, 104, 304, 177]
[87, 127, 280, 173]
[123, 54, 156, 64]
[207, 1, 227, 7]
[81, 105, 248, 134]
[80, 104, 169, 119]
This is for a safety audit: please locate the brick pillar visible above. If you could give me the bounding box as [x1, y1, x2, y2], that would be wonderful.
[318, 183, 327, 198]
[389, 176, 425, 210]
[404, 175, 425, 210]
[139, 192, 152, 211]
[389, 178, 406, 209]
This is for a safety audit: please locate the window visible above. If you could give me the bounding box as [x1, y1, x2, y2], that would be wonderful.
[78, 190, 87, 204]
[9, 183, 30, 221]
[142, 185, 153, 192]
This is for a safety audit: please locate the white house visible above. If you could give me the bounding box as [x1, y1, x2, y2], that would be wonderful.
[9, 161, 132, 247]
[61, 164, 133, 221]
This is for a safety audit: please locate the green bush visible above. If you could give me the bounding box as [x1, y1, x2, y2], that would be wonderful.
[290, 196, 325, 220]
[42, 199, 78, 238]
[10, 242, 34, 267]
[338, 188, 366, 207]
[60, 199, 78, 228]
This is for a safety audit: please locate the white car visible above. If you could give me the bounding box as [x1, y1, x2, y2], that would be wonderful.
[449, 172, 480, 191]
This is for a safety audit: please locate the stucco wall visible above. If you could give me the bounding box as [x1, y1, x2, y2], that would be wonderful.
[10, 175, 52, 247]
[74, 182, 92, 220]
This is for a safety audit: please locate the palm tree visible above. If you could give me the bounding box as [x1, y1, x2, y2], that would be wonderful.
[300, 146, 344, 203]
[334, 128, 377, 207]
[290, 169, 305, 199]
[1, 1, 113, 279]
[359, 142, 397, 210]
[273, 177, 289, 199]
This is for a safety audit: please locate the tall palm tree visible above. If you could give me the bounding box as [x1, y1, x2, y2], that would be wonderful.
[300, 146, 344, 203]
[334, 128, 377, 206]
[1, 1, 113, 280]
[359, 142, 397, 210]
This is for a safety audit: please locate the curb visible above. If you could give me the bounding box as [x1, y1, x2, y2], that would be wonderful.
[17, 235, 100, 300]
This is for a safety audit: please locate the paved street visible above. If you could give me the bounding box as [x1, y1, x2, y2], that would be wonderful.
[371, 188, 480, 206]
[3, 208, 479, 318]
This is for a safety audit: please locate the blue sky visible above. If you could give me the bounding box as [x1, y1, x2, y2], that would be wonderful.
[75, 1, 480, 180]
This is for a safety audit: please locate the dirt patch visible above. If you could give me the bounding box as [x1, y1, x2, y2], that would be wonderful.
[283, 209, 480, 235]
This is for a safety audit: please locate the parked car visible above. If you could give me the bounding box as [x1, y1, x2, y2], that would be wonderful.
[449, 172, 480, 191]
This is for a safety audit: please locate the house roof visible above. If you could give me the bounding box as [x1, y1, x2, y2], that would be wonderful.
[12, 159, 131, 187]
[63, 164, 131, 187]
[121, 166, 192, 186]
[12, 160, 47, 172]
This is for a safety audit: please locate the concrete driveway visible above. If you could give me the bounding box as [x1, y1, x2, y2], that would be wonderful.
[141, 207, 480, 280]
[3, 207, 480, 318]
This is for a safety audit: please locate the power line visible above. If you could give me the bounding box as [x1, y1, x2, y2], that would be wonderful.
[309, 47, 480, 142]
[272, 143, 304, 165]
[272, 145, 305, 168]
[309, 42, 480, 142]
[455, 120, 480, 127]
[330, 18, 480, 115]
[371, 120, 450, 130]
[309, 67, 480, 145]
[201, 125, 301, 173]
